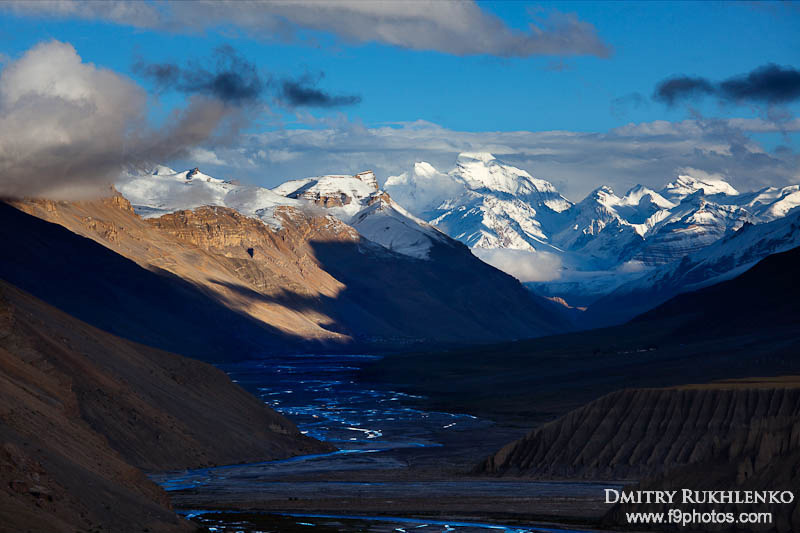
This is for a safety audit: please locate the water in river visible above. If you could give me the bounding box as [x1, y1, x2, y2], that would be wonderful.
[151, 355, 610, 532]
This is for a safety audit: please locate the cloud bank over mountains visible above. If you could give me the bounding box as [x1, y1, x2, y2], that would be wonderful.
[2, 0, 611, 58]
[196, 117, 800, 201]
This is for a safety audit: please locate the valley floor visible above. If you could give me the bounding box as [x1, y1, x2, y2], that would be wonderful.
[152, 356, 619, 533]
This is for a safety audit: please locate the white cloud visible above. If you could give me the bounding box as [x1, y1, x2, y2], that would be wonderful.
[0, 40, 260, 199]
[384, 161, 466, 214]
[3, 0, 611, 58]
[0, 40, 146, 198]
[189, 147, 228, 166]
[617, 260, 647, 273]
[472, 248, 563, 282]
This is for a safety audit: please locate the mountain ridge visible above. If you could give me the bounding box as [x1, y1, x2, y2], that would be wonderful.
[5, 180, 567, 353]
[384, 153, 800, 319]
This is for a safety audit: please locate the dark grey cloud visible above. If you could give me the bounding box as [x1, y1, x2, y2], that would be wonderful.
[279, 75, 361, 108]
[719, 64, 800, 104]
[653, 76, 716, 106]
[135, 47, 360, 110]
[654, 64, 800, 106]
[134, 45, 264, 105]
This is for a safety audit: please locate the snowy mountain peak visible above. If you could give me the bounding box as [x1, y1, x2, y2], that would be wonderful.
[117, 166, 448, 261]
[620, 185, 675, 209]
[454, 152, 532, 195]
[620, 184, 651, 204]
[116, 166, 297, 227]
[452, 152, 568, 206]
[582, 186, 621, 210]
[385, 155, 574, 257]
[271, 172, 380, 209]
[662, 174, 739, 200]
[270, 171, 447, 259]
[413, 161, 441, 178]
[591, 185, 616, 197]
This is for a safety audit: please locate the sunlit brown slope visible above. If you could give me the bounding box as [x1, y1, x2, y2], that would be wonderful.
[6, 192, 565, 354]
[0, 278, 330, 533]
[13, 195, 355, 346]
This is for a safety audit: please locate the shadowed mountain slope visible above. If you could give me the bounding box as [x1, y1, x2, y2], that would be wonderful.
[632, 244, 800, 336]
[0, 279, 330, 533]
[0, 201, 303, 360]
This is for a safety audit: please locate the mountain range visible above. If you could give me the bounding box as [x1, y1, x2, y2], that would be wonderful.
[109, 156, 800, 331]
[1, 165, 567, 360]
[384, 152, 800, 322]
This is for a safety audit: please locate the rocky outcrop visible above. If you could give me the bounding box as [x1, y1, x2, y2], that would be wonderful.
[8, 195, 358, 350]
[278, 171, 379, 208]
[478, 381, 800, 481]
[147, 204, 356, 297]
[0, 278, 331, 533]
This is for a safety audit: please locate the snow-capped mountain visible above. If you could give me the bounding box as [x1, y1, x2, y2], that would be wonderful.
[385, 152, 570, 254]
[583, 206, 800, 327]
[661, 173, 740, 201]
[385, 153, 800, 312]
[118, 166, 449, 260]
[118, 156, 800, 327]
[633, 193, 754, 264]
[117, 165, 300, 228]
[551, 185, 644, 268]
[270, 170, 449, 259]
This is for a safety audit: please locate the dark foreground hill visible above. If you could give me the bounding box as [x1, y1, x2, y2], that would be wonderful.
[0, 279, 331, 533]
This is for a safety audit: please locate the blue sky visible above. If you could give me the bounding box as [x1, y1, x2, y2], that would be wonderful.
[0, 1, 798, 199]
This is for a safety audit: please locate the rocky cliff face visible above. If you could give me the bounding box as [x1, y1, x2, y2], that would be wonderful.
[148, 204, 357, 298]
[478, 382, 800, 481]
[0, 279, 331, 533]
